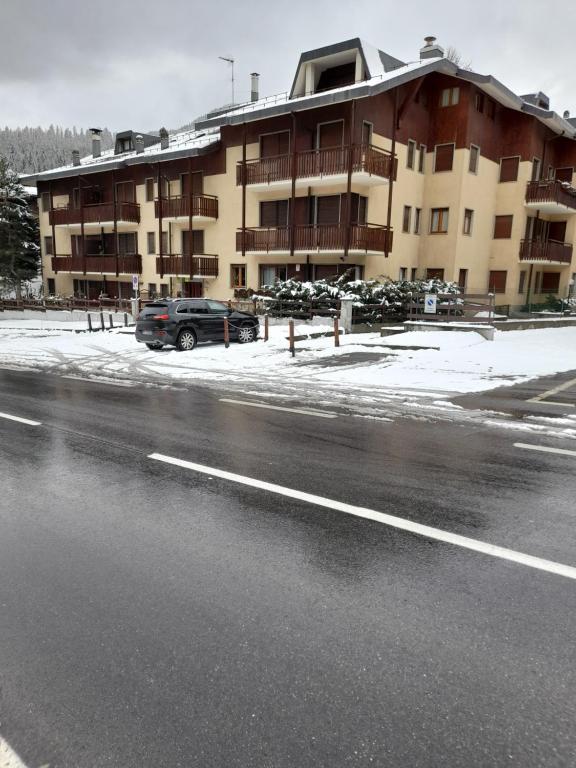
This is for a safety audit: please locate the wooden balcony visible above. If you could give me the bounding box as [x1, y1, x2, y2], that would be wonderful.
[519, 239, 573, 264]
[236, 223, 393, 254]
[155, 254, 219, 278]
[51, 254, 142, 274]
[237, 144, 394, 190]
[154, 195, 218, 221]
[49, 202, 140, 227]
[525, 180, 576, 214]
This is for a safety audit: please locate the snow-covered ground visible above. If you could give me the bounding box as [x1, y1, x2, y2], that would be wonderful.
[0, 320, 575, 396]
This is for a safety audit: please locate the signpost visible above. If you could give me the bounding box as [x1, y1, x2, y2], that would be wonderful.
[132, 274, 139, 296]
[424, 294, 437, 314]
[131, 275, 139, 322]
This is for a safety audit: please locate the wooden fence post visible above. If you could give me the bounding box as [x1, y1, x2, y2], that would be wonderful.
[100, 311, 105, 331]
[288, 319, 295, 357]
[109, 313, 114, 329]
[334, 316, 340, 347]
[124, 313, 128, 327]
[224, 317, 230, 348]
[87, 314, 93, 332]
[264, 314, 269, 342]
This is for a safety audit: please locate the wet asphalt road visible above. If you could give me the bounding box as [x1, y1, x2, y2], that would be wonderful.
[1, 370, 576, 767]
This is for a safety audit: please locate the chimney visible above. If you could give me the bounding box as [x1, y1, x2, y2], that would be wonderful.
[420, 36, 444, 60]
[72, 150, 80, 167]
[135, 134, 144, 154]
[563, 110, 570, 119]
[250, 72, 260, 102]
[160, 127, 169, 150]
[90, 127, 102, 158]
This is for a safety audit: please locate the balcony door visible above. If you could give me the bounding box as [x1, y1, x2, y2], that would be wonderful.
[115, 181, 135, 203]
[314, 195, 341, 225]
[260, 200, 289, 228]
[181, 172, 203, 196]
[260, 131, 290, 158]
[548, 221, 567, 243]
[316, 120, 344, 148]
[182, 229, 205, 255]
[118, 232, 137, 255]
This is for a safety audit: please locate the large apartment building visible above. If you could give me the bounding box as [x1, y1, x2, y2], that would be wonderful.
[24, 37, 576, 306]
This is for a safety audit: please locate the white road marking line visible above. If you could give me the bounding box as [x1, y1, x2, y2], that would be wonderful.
[0, 411, 41, 426]
[62, 375, 134, 388]
[515, 442, 576, 458]
[219, 398, 338, 419]
[531, 401, 575, 408]
[528, 376, 576, 403]
[0, 735, 31, 767]
[148, 453, 576, 581]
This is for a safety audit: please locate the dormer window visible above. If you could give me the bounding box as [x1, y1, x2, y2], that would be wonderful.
[117, 137, 132, 153]
[316, 62, 356, 92]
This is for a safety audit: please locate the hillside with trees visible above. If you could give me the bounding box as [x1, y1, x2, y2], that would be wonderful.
[0, 126, 115, 174]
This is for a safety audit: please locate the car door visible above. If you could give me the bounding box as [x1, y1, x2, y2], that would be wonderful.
[182, 300, 211, 340]
[204, 299, 231, 339]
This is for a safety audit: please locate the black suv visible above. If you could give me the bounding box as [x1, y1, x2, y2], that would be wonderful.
[135, 299, 259, 351]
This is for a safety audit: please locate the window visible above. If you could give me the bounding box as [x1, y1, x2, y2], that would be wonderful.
[260, 200, 289, 227]
[548, 165, 555, 180]
[260, 265, 287, 286]
[440, 87, 459, 107]
[41, 192, 50, 212]
[458, 269, 468, 290]
[44, 236, 54, 255]
[414, 208, 421, 234]
[531, 158, 541, 182]
[475, 92, 484, 113]
[147, 232, 156, 254]
[206, 300, 229, 314]
[518, 271, 527, 294]
[555, 167, 574, 183]
[541, 272, 560, 293]
[148, 283, 157, 297]
[399, 267, 407, 281]
[407, 140, 416, 170]
[260, 131, 290, 158]
[231, 264, 247, 289]
[182, 230, 204, 254]
[411, 268, 418, 281]
[402, 206, 412, 233]
[161, 231, 168, 254]
[118, 232, 137, 255]
[115, 181, 135, 202]
[463, 209, 474, 235]
[145, 178, 154, 202]
[434, 143, 454, 172]
[469, 145, 480, 174]
[494, 215, 513, 239]
[489, 270, 507, 293]
[418, 144, 426, 173]
[430, 208, 449, 233]
[160, 284, 169, 298]
[47, 278, 55, 295]
[426, 268, 445, 280]
[499, 156, 520, 183]
[361, 121, 373, 146]
[487, 100, 496, 120]
[350, 193, 367, 225]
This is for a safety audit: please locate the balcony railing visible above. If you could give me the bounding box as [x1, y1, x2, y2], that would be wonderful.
[525, 180, 576, 211]
[519, 239, 573, 264]
[51, 254, 142, 274]
[155, 254, 219, 277]
[154, 195, 219, 219]
[49, 202, 140, 226]
[237, 144, 394, 186]
[237, 223, 393, 253]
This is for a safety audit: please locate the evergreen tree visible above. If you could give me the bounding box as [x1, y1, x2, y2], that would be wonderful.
[0, 156, 40, 299]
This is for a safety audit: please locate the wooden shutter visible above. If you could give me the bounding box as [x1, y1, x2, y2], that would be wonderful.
[499, 157, 519, 182]
[260, 131, 290, 158]
[145, 178, 154, 201]
[489, 270, 507, 292]
[434, 144, 454, 172]
[548, 221, 567, 241]
[182, 172, 203, 195]
[555, 167, 573, 183]
[318, 121, 344, 149]
[494, 215, 513, 238]
[118, 232, 136, 254]
[541, 272, 560, 292]
[182, 230, 205, 254]
[116, 181, 135, 202]
[316, 195, 340, 224]
[426, 268, 444, 280]
[260, 200, 288, 227]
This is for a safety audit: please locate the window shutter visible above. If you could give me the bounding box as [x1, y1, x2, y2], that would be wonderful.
[499, 157, 519, 182]
[541, 272, 560, 292]
[434, 144, 454, 172]
[316, 195, 340, 224]
[260, 201, 277, 227]
[489, 270, 507, 293]
[260, 131, 290, 158]
[494, 215, 513, 238]
[318, 121, 344, 148]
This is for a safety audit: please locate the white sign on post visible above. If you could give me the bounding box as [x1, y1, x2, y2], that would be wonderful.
[424, 294, 437, 314]
[132, 274, 139, 293]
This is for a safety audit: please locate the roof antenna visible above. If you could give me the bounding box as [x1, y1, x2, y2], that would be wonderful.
[219, 56, 235, 104]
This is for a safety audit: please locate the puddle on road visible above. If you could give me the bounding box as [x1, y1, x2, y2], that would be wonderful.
[294, 351, 396, 368]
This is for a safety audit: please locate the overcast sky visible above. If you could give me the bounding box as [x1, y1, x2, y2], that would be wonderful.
[1, 0, 574, 132]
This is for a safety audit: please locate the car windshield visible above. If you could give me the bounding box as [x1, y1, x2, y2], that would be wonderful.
[139, 303, 168, 318]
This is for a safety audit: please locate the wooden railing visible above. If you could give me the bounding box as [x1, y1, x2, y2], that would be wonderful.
[525, 180, 576, 210]
[236, 144, 394, 185]
[155, 254, 219, 277]
[519, 239, 573, 264]
[49, 202, 140, 226]
[51, 254, 142, 273]
[154, 195, 219, 219]
[237, 224, 392, 253]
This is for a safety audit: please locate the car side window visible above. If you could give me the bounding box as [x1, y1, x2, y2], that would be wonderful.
[206, 300, 229, 314]
[175, 303, 189, 314]
[188, 300, 208, 314]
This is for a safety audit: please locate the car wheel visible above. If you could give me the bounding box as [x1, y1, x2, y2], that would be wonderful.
[177, 329, 197, 351]
[145, 343, 163, 350]
[237, 323, 256, 344]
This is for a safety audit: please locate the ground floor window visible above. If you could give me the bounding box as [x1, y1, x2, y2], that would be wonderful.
[518, 271, 527, 294]
[411, 267, 418, 281]
[260, 265, 287, 286]
[489, 270, 507, 293]
[46, 278, 55, 295]
[73, 278, 131, 300]
[231, 264, 247, 289]
[458, 269, 468, 290]
[540, 272, 560, 293]
[426, 268, 445, 280]
[148, 283, 157, 297]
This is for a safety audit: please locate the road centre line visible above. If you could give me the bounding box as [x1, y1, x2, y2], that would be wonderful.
[515, 442, 576, 458]
[0, 411, 41, 426]
[528, 376, 576, 403]
[148, 452, 576, 582]
[219, 398, 338, 419]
